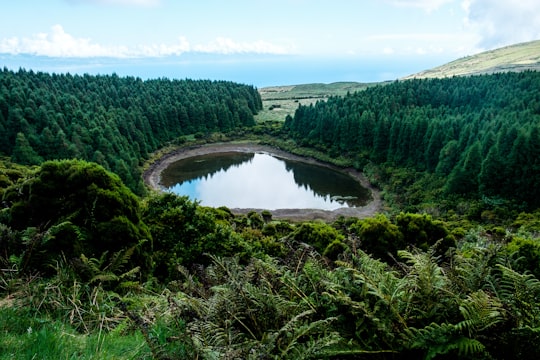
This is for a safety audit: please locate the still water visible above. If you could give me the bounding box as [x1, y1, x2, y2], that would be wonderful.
[160, 152, 371, 210]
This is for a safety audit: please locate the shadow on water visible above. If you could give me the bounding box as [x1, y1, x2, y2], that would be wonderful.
[284, 159, 371, 207]
[160, 152, 254, 185]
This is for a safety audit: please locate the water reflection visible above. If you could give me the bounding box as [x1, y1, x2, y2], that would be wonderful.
[159, 152, 254, 184]
[160, 152, 370, 210]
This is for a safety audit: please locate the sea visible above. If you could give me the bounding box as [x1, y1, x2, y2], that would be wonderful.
[0, 53, 452, 88]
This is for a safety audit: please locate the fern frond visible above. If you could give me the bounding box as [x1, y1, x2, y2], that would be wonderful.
[90, 273, 119, 284]
[189, 319, 247, 358]
[119, 266, 140, 280]
[104, 240, 143, 274]
[456, 290, 505, 335]
[399, 249, 447, 297]
[405, 322, 487, 360]
[496, 264, 540, 327]
[79, 253, 102, 277]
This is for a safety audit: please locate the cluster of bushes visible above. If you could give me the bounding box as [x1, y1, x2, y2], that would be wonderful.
[1, 158, 540, 358]
[1, 68, 540, 358]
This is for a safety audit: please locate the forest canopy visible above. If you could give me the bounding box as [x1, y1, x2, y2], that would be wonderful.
[0, 68, 262, 193]
[284, 71, 540, 209]
[1, 68, 540, 359]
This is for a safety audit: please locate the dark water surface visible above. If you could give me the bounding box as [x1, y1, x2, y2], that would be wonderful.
[160, 152, 371, 210]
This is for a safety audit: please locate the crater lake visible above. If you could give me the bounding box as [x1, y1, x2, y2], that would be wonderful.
[159, 151, 371, 210]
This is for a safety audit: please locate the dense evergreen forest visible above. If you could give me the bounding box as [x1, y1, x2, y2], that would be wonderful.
[1, 68, 540, 359]
[0, 68, 262, 193]
[284, 71, 540, 210]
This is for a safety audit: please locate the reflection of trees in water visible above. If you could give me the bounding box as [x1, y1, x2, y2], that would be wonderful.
[161, 152, 254, 186]
[163, 152, 370, 208]
[284, 159, 370, 207]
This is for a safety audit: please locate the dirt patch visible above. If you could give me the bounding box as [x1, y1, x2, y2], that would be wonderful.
[143, 143, 382, 222]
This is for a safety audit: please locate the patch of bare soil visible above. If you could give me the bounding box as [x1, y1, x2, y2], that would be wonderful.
[143, 143, 382, 222]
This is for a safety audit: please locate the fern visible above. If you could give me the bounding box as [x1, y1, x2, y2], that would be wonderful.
[169, 256, 344, 359]
[78, 242, 142, 291]
[404, 322, 488, 359]
[496, 264, 540, 327]
[323, 251, 408, 350]
[279, 317, 341, 359]
[447, 245, 501, 296]
[456, 290, 506, 336]
[396, 249, 462, 328]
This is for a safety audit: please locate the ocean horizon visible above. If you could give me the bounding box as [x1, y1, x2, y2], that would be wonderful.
[0, 53, 453, 88]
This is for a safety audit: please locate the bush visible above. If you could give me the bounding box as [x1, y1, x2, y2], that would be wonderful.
[1, 159, 151, 276]
[349, 214, 404, 262]
[291, 222, 346, 258]
[395, 212, 455, 256]
[142, 193, 244, 280]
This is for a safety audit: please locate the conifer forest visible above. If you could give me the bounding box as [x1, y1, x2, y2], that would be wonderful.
[1, 67, 540, 359]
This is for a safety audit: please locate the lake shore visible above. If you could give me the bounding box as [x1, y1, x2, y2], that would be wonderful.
[143, 142, 382, 221]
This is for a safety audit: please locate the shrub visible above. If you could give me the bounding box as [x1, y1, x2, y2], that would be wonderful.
[2, 159, 151, 276]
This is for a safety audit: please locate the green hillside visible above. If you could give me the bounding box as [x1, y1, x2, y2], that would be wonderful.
[403, 39, 540, 79]
[257, 82, 378, 122]
[257, 40, 540, 122]
[3, 46, 540, 359]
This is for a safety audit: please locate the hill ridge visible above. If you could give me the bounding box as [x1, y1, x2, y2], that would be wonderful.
[403, 39, 540, 79]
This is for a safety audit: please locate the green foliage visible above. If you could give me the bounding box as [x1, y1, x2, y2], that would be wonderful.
[10, 132, 42, 165]
[144, 255, 343, 359]
[0, 68, 262, 193]
[1, 159, 151, 276]
[290, 222, 346, 259]
[512, 210, 540, 233]
[495, 264, 540, 328]
[505, 236, 540, 279]
[0, 157, 33, 200]
[142, 193, 244, 280]
[404, 322, 489, 359]
[349, 214, 404, 261]
[3, 210, 540, 359]
[395, 212, 455, 256]
[285, 71, 540, 210]
[0, 307, 150, 359]
[398, 250, 455, 325]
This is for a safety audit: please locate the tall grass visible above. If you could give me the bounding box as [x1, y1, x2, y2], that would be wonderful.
[0, 307, 151, 359]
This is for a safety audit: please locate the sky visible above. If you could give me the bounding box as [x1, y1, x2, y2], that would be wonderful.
[1, 0, 539, 86]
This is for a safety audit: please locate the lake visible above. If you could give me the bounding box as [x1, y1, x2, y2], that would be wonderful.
[160, 152, 371, 210]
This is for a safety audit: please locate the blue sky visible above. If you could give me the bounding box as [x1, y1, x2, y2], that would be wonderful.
[1, 0, 539, 85]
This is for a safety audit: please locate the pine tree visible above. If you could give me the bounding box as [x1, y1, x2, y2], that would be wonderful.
[11, 132, 42, 165]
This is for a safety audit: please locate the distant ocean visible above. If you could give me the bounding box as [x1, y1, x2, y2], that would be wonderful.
[0, 53, 452, 88]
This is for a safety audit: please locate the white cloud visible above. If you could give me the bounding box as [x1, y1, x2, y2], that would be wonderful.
[0, 25, 128, 57]
[0, 25, 290, 57]
[463, 0, 540, 49]
[137, 36, 191, 56]
[385, 0, 453, 12]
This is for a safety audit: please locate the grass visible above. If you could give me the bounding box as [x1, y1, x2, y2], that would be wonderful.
[255, 97, 319, 123]
[0, 307, 151, 359]
[255, 40, 540, 120]
[256, 81, 378, 123]
[403, 39, 540, 79]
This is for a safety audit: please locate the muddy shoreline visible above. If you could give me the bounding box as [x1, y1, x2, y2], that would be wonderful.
[143, 143, 382, 221]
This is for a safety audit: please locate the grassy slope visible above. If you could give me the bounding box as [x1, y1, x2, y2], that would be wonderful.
[402, 39, 540, 79]
[256, 40, 540, 122]
[256, 82, 379, 122]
